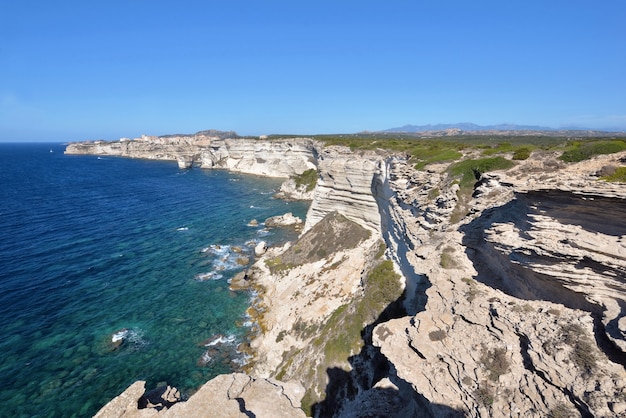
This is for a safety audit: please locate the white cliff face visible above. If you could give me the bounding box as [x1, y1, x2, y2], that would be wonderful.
[65, 135, 213, 168]
[200, 138, 319, 177]
[66, 136, 319, 176]
[304, 146, 384, 235]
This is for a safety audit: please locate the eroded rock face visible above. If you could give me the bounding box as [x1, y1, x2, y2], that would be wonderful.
[65, 135, 210, 165]
[304, 146, 385, 234]
[66, 135, 319, 178]
[275, 177, 316, 200]
[464, 190, 626, 353]
[200, 138, 319, 177]
[370, 151, 626, 417]
[94, 374, 306, 418]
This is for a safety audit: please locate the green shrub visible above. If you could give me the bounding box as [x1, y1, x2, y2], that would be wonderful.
[482, 142, 513, 156]
[512, 147, 532, 160]
[293, 168, 318, 191]
[480, 346, 510, 381]
[560, 323, 597, 375]
[439, 246, 458, 269]
[448, 157, 515, 189]
[473, 383, 495, 406]
[413, 148, 463, 169]
[428, 330, 447, 341]
[559, 140, 626, 162]
[602, 166, 626, 182]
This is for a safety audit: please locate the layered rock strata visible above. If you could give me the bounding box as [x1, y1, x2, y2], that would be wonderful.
[303, 146, 385, 234]
[66, 135, 319, 175]
[201, 138, 319, 177]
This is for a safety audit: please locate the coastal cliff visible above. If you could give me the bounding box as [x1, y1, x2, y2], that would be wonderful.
[71, 136, 626, 417]
[65, 132, 319, 174]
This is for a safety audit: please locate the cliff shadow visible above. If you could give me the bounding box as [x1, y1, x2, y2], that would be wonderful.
[311, 289, 464, 418]
[372, 172, 430, 316]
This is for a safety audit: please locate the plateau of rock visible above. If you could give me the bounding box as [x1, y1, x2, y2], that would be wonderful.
[67, 132, 626, 417]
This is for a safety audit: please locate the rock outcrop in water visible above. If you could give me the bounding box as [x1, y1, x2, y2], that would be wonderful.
[73, 136, 626, 417]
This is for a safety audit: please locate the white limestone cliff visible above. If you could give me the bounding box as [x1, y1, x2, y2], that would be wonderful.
[66, 135, 319, 176]
[200, 138, 319, 177]
[303, 146, 385, 234]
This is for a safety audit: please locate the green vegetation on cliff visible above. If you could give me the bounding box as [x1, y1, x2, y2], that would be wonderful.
[264, 213, 402, 415]
[559, 139, 626, 162]
[601, 166, 626, 182]
[298, 256, 402, 415]
[448, 156, 515, 189]
[315, 259, 402, 364]
[292, 168, 318, 192]
[265, 212, 370, 274]
[309, 133, 626, 167]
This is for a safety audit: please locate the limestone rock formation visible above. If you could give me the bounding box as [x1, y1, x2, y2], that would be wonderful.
[274, 177, 316, 200]
[264, 212, 303, 228]
[66, 135, 319, 178]
[94, 374, 306, 418]
[369, 150, 626, 417]
[304, 146, 385, 234]
[200, 138, 319, 177]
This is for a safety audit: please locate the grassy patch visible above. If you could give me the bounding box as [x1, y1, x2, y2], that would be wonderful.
[266, 212, 370, 274]
[560, 323, 597, 375]
[427, 187, 441, 200]
[439, 246, 459, 269]
[264, 256, 294, 274]
[559, 139, 626, 162]
[601, 166, 626, 182]
[512, 147, 532, 160]
[481, 142, 515, 156]
[480, 346, 510, 381]
[293, 168, 318, 192]
[448, 156, 515, 189]
[412, 147, 463, 169]
[299, 259, 402, 412]
[446, 156, 514, 223]
[473, 382, 495, 406]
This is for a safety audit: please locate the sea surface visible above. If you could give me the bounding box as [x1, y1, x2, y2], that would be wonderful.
[0, 143, 310, 417]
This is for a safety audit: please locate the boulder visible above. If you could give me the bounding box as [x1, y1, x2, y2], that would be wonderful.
[264, 212, 302, 228]
[254, 241, 267, 256]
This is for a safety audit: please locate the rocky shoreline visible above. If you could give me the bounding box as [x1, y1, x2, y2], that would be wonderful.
[69, 135, 626, 417]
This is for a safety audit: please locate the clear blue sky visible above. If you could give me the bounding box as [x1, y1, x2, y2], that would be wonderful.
[1, 1, 625, 141]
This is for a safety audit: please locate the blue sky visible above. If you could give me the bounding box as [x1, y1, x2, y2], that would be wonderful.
[1, 1, 625, 141]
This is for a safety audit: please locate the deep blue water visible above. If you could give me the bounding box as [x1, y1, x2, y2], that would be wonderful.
[0, 143, 309, 417]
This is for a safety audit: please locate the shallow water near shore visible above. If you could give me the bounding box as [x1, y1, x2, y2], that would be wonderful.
[0, 143, 309, 417]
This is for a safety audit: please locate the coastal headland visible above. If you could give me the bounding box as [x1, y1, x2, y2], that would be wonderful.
[66, 131, 626, 417]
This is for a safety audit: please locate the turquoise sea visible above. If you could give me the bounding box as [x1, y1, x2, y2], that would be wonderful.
[0, 143, 310, 417]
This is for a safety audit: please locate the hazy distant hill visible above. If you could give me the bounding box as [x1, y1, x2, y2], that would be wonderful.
[384, 123, 556, 132]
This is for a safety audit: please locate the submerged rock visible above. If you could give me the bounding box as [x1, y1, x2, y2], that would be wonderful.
[110, 329, 128, 349]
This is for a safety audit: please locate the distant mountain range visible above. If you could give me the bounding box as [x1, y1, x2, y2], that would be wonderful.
[384, 123, 558, 132]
